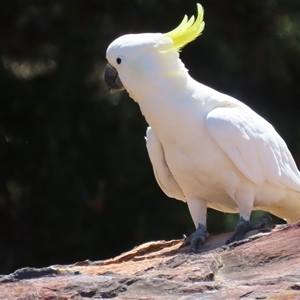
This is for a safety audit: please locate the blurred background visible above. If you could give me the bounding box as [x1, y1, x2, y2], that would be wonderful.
[1, 0, 300, 274]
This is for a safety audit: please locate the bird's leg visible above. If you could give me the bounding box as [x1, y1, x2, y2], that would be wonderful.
[185, 198, 208, 253]
[184, 223, 209, 253]
[226, 215, 270, 244]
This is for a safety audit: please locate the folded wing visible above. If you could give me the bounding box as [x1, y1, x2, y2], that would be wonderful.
[145, 127, 186, 201]
[206, 105, 300, 191]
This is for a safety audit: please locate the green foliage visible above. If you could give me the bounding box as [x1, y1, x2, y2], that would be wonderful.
[0, 0, 299, 274]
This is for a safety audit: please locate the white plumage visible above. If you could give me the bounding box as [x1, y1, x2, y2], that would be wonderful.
[144, 83, 300, 226]
[105, 3, 300, 248]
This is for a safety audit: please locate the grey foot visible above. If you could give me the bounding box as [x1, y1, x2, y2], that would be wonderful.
[226, 215, 270, 245]
[184, 223, 209, 254]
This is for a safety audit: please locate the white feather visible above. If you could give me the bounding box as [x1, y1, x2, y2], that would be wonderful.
[145, 127, 186, 202]
[106, 31, 300, 227]
[206, 104, 300, 191]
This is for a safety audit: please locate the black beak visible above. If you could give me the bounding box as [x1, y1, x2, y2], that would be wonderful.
[104, 64, 124, 92]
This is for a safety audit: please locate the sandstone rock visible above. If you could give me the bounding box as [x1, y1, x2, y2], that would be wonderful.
[1, 223, 300, 299]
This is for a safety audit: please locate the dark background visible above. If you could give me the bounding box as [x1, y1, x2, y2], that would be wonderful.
[1, 0, 300, 274]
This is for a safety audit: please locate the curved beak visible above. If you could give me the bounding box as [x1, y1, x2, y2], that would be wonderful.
[104, 64, 125, 92]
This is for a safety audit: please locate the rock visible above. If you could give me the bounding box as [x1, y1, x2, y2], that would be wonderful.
[1, 223, 300, 299]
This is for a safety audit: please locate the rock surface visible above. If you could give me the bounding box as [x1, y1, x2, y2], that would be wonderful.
[1, 223, 300, 299]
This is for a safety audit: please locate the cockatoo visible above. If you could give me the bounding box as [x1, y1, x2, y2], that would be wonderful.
[105, 3, 300, 252]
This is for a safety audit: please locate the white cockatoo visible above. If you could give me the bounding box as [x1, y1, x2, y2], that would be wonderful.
[105, 3, 300, 252]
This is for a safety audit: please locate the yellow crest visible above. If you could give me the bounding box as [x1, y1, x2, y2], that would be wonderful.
[165, 3, 205, 51]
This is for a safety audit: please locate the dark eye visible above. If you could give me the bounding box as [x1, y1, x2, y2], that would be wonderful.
[116, 57, 122, 65]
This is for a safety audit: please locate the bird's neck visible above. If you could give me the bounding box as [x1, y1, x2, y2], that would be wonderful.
[130, 73, 218, 139]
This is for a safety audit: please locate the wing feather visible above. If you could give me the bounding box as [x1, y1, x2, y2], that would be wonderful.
[206, 105, 300, 191]
[145, 127, 186, 201]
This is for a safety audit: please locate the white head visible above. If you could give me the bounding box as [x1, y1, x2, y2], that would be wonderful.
[105, 3, 205, 98]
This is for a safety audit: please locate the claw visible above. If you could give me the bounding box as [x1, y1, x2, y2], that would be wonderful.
[183, 234, 189, 244]
[226, 215, 270, 244]
[184, 223, 209, 253]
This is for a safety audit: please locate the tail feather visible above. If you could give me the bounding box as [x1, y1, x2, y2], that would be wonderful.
[265, 200, 300, 224]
